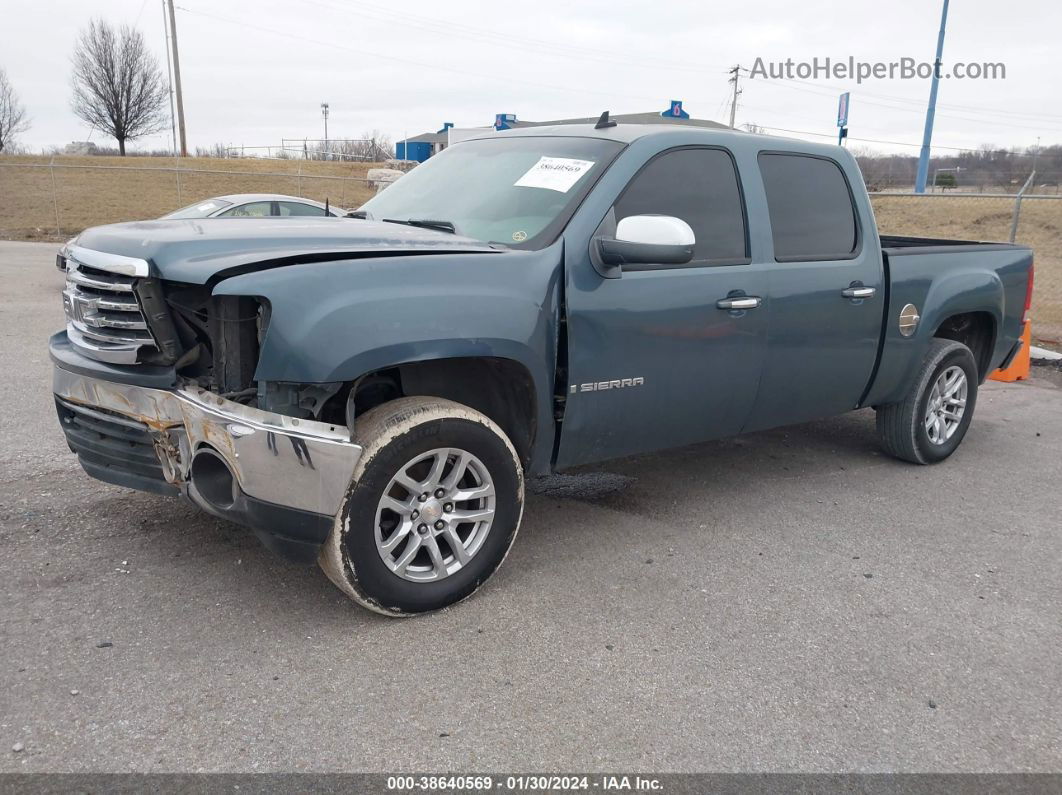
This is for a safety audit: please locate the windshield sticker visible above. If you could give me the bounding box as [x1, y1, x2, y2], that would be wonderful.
[514, 157, 595, 193]
[512, 230, 527, 242]
[197, 202, 219, 212]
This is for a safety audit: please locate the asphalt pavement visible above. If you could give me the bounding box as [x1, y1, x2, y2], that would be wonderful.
[1, 240, 1060, 773]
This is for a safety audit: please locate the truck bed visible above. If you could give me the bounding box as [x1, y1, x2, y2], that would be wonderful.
[862, 236, 1034, 409]
[880, 234, 1022, 253]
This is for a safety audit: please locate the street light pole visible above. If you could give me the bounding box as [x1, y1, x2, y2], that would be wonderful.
[932, 166, 961, 192]
[915, 0, 950, 193]
[321, 102, 329, 160]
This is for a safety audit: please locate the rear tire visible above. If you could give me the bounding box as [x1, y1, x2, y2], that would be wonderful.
[876, 338, 978, 464]
[319, 397, 524, 616]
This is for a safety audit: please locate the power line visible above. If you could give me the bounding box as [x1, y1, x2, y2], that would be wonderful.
[174, 5, 673, 108]
[741, 68, 1062, 129]
[746, 75, 1062, 132]
[134, 0, 150, 26]
[751, 124, 1026, 154]
[174, 1, 1057, 147]
[299, 0, 733, 74]
[334, 0, 1062, 136]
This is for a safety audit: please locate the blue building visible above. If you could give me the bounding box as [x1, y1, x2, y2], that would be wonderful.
[395, 122, 453, 163]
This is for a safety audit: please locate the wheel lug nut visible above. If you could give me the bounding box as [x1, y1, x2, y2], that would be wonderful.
[444, 503, 454, 513]
[434, 520, 445, 531]
[411, 510, 419, 519]
[434, 488, 445, 498]
[417, 524, 428, 535]
[418, 493, 429, 502]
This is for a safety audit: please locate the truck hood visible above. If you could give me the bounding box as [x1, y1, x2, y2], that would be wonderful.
[74, 218, 500, 284]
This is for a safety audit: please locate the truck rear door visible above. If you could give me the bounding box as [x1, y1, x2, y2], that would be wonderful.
[742, 152, 884, 432]
[556, 146, 769, 468]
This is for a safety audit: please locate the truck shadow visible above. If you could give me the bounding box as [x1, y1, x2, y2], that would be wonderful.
[530, 408, 884, 516]
[64, 408, 890, 629]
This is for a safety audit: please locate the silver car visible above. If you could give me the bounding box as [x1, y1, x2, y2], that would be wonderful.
[160, 193, 346, 219]
[55, 194, 348, 271]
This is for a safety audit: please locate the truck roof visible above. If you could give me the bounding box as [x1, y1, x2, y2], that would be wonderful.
[477, 122, 846, 158]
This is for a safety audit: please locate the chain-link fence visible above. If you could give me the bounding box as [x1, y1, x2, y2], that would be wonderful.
[0, 155, 378, 241]
[870, 193, 1062, 345]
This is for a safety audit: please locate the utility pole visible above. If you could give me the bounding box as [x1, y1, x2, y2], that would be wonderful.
[165, 0, 188, 156]
[161, 0, 177, 156]
[1032, 136, 1041, 174]
[915, 0, 949, 193]
[727, 66, 742, 129]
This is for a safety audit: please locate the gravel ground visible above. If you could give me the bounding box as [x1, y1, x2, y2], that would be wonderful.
[1, 240, 1060, 773]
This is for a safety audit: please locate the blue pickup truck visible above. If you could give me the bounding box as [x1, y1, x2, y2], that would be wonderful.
[51, 122, 1034, 615]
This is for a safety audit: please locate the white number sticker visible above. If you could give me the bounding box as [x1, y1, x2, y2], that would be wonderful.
[514, 157, 595, 193]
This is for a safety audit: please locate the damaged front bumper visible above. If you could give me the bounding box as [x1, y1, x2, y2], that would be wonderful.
[50, 332, 363, 563]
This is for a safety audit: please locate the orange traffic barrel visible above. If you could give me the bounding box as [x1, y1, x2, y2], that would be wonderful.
[989, 321, 1031, 382]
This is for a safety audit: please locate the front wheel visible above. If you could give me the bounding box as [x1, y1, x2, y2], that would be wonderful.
[319, 397, 524, 616]
[876, 338, 979, 464]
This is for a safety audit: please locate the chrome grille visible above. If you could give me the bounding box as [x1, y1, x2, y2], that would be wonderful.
[62, 245, 156, 365]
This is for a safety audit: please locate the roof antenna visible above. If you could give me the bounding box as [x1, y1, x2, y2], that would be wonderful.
[595, 111, 617, 129]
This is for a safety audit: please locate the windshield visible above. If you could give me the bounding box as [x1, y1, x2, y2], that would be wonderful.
[161, 198, 234, 219]
[359, 136, 623, 248]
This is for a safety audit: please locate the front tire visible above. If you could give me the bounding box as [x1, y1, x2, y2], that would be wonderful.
[876, 338, 979, 464]
[319, 397, 524, 616]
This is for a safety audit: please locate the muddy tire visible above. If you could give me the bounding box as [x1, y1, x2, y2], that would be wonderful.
[876, 338, 979, 465]
[319, 397, 524, 616]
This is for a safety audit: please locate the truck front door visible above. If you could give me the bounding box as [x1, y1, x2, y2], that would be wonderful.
[556, 146, 769, 468]
[742, 152, 884, 432]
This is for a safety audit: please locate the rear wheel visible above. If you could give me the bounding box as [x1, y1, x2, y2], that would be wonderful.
[876, 338, 979, 464]
[319, 397, 524, 616]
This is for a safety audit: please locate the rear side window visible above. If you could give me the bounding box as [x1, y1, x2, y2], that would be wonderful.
[278, 201, 328, 216]
[758, 153, 858, 260]
[614, 147, 747, 263]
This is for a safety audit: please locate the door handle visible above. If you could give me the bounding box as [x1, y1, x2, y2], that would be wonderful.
[716, 296, 762, 310]
[842, 286, 876, 299]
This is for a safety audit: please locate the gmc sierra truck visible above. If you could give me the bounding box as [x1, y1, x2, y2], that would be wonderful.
[51, 121, 1034, 616]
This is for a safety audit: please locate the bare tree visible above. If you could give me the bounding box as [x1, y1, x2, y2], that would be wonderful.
[0, 67, 30, 152]
[315, 131, 393, 162]
[70, 20, 168, 156]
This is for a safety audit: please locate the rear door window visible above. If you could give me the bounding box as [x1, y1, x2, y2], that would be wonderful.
[758, 153, 858, 260]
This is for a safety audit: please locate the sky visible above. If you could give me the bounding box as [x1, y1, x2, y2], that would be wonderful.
[2, 0, 1060, 157]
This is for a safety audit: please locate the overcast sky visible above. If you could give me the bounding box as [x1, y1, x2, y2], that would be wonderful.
[3, 0, 1059, 157]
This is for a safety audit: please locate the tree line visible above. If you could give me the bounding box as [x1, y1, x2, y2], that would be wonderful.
[852, 145, 1060, 194]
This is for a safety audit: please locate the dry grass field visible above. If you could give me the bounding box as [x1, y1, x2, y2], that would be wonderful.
[1, 155, 1058, 343]
[0, 154, 380, 240]
[870, 195, 1062, 344]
